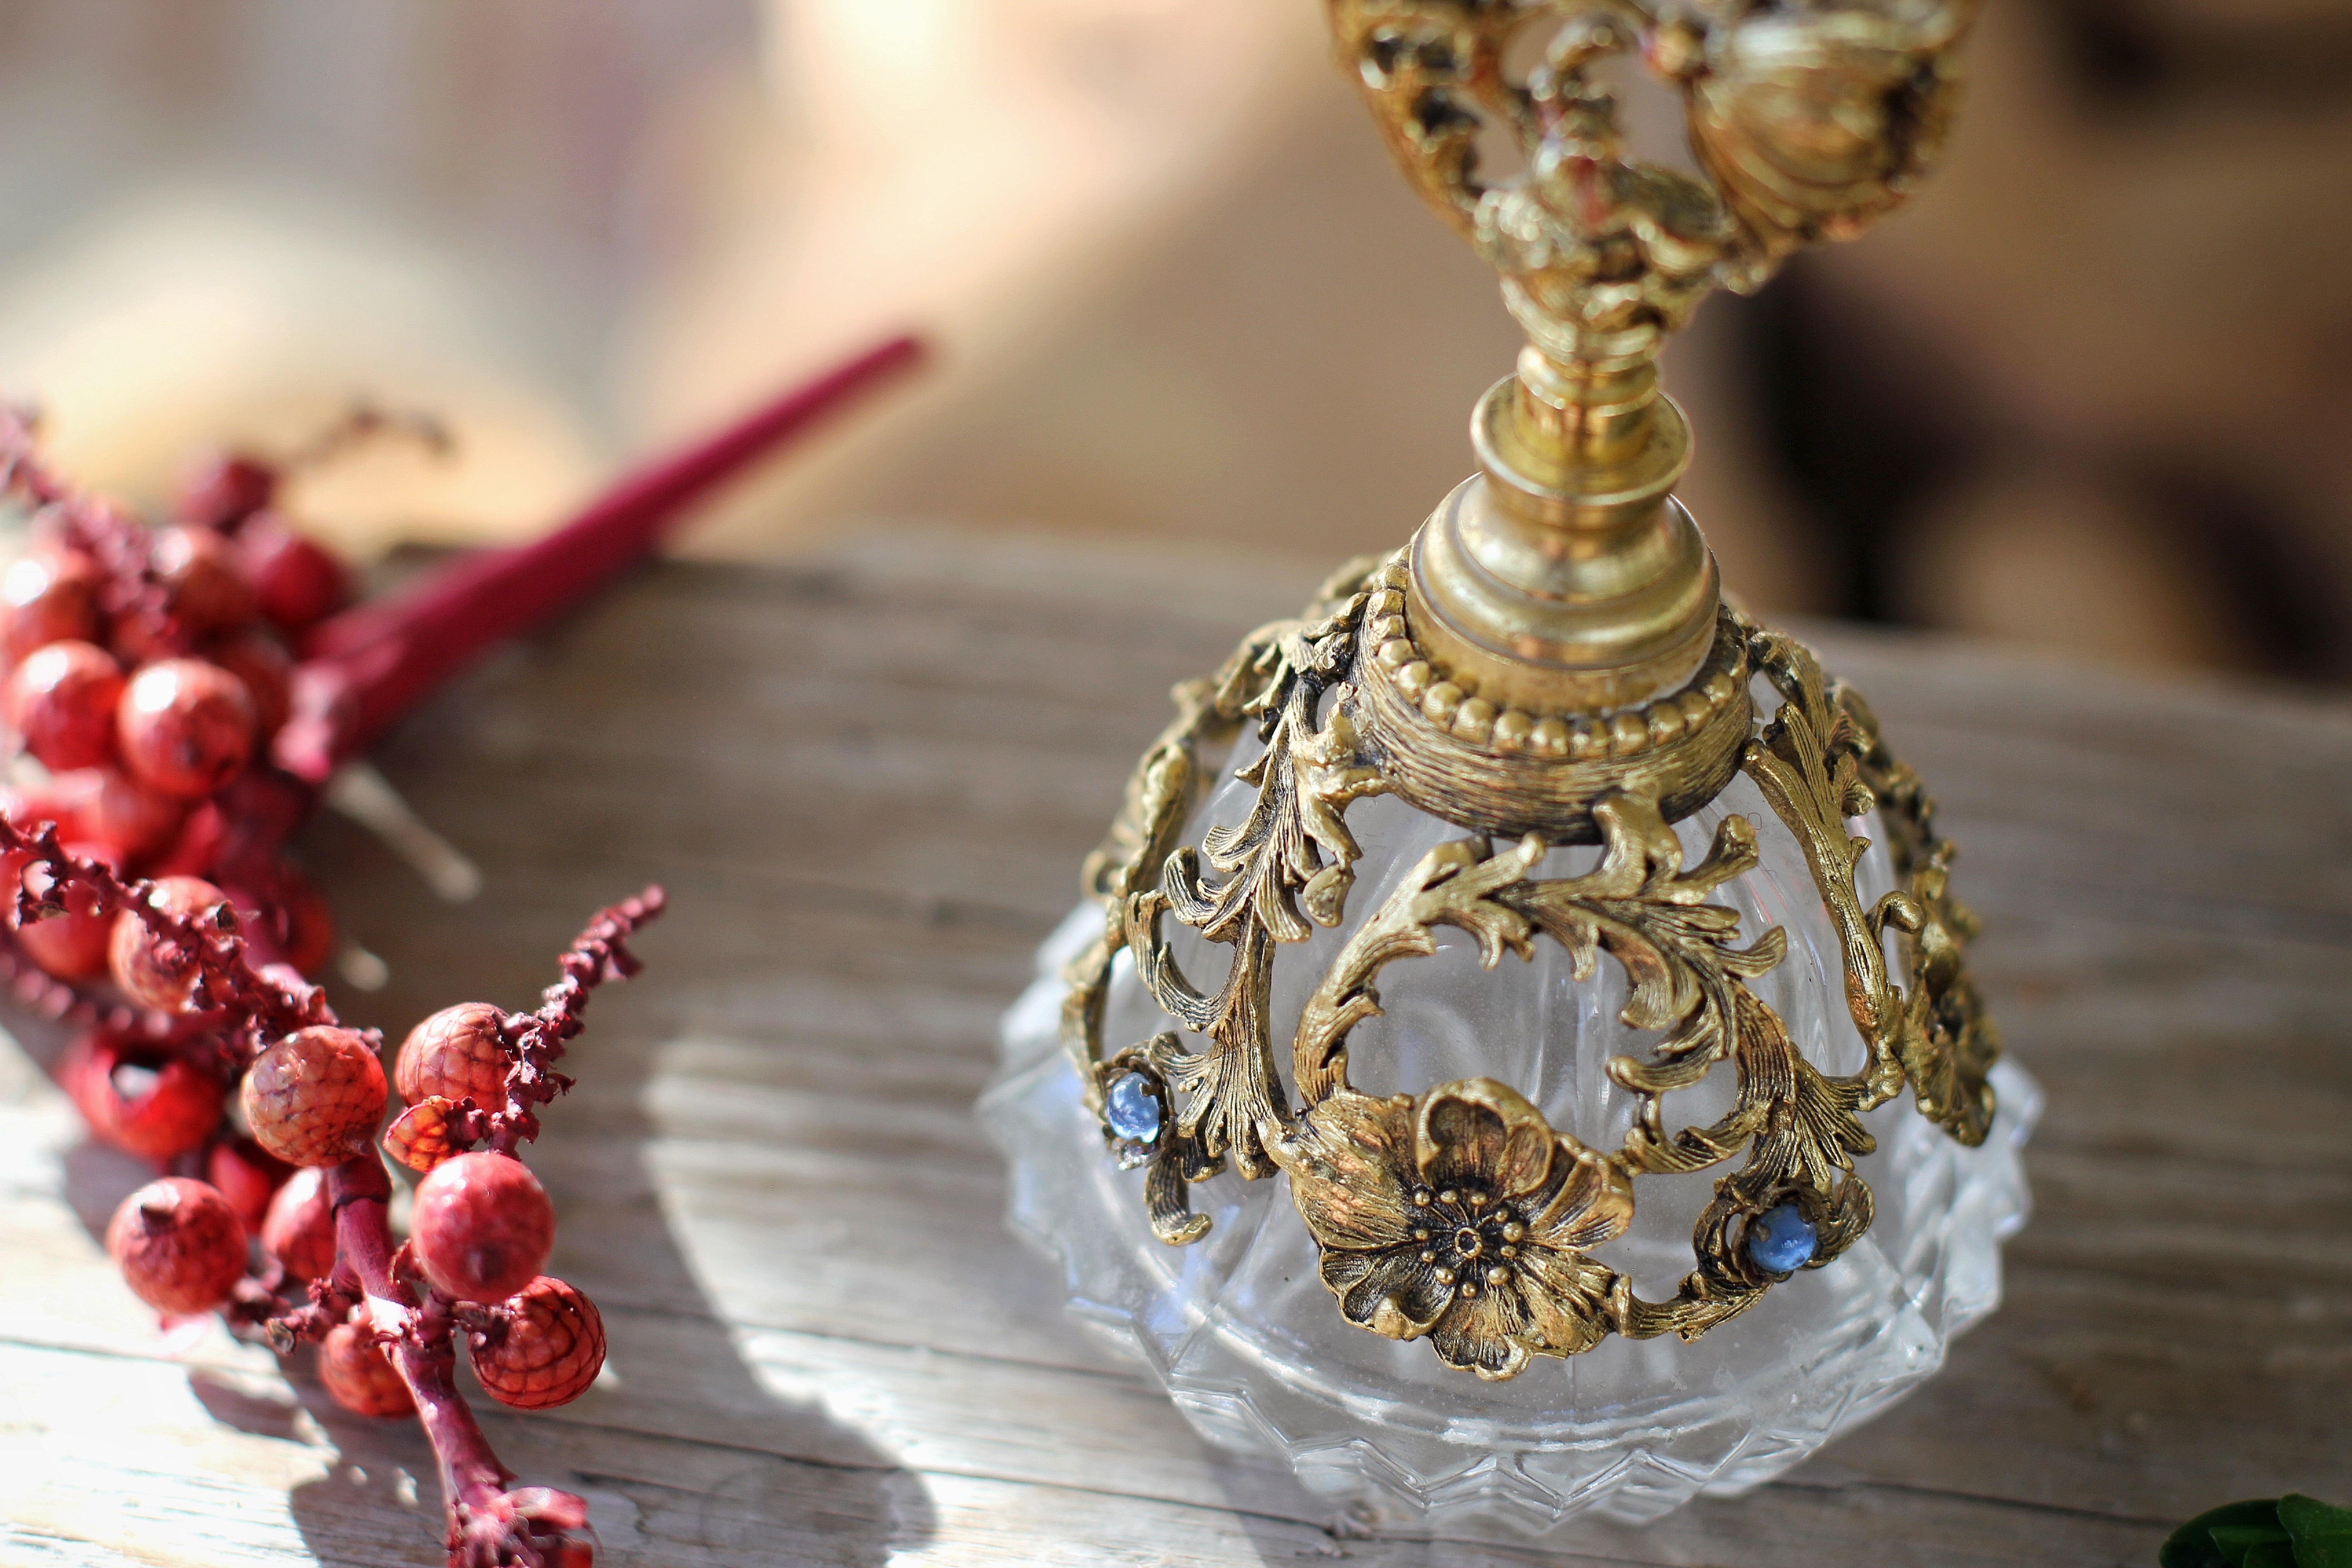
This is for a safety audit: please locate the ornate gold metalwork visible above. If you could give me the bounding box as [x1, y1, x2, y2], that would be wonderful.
[1055, 0, 1998, 1379]
[1064, 559, 1395, 1243]
[1274, 1077, 1632, 1379]
[1068, 583, 1999, 1373]
[1274, 778, 1880, 1355]
[1327, 0, 1979, 714]
[1352, 557, 1754, 844]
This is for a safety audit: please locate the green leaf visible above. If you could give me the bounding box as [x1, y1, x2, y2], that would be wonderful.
[2163, 1502, 2284, 1568]
[2281, 1495, 2352, 1568]
[2213, 1527, 2297, 1568]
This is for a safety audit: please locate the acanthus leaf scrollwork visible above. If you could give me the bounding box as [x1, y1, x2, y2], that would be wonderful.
[1067, 556, 1396, 1240]
[1066, 576, 2000, 1370]
[1741, 627, 2000, 1148]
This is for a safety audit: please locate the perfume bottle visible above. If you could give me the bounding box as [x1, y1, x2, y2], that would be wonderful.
[985, 0, 2036, 1530]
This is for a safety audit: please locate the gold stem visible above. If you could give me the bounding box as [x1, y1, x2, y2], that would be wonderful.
[1404, 341, 1719, 716]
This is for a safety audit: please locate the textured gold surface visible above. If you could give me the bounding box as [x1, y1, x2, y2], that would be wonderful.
[1068, 567, 2000, 1373]
[1353, 556, 1753, 844]
[1326, 0, 1978, 713]
[1061, 0, 1994, 1377]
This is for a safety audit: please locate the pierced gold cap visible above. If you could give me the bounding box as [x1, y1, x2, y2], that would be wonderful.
[1329, 0, 1978, 715]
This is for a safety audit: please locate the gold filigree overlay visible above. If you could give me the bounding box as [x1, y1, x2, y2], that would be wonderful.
[1329, 0, 1977, 348]
[1065, 569, 1999, 1374]
[1058, 0, 1997, 1377]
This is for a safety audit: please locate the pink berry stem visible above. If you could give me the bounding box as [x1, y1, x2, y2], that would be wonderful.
[328, 1155, 583, 1566]
[276, 333, 924, 782]
[486, 887, 662, 1154]
[0, 406, 164, 601]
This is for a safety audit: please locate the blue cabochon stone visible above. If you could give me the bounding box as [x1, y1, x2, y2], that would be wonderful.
[1106, 1071, 1163, 1143]
[1746, 1202, 1818, 1274]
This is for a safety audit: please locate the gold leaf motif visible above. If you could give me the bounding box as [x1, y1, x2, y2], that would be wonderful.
[1291, 835, 1542, 1107]
[1499, 793, 1790, 1177]
[1073, 557, 1396, 1213]
[1840, 686, 2000, 1145]
[1743, 626, 1999, 1144]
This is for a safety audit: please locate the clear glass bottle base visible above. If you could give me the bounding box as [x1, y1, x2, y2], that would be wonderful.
[984, 895, 2039, 1532]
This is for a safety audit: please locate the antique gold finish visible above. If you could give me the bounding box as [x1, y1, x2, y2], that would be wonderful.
[1328, 0, 1978, 714]
[1066, 568, 1999, 1371]
[1353, 555, 1752, 844]
[1057, 0, 1998, 1380]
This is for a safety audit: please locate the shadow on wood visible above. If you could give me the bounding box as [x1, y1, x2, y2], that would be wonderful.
[284, 770, 939, 1563]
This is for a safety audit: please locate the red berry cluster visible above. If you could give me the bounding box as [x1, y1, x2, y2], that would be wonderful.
[0, 347, 922, 1568]
[10, 804, 662, 1568]
[0, 412, 434, 1204]
[0, 411, 377, 1007]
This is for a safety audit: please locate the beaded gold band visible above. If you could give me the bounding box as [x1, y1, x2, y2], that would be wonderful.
[1352, 558, 1754, 845]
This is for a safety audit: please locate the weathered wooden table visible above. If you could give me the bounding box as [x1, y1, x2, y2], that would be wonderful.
[4, 534, 2349, 1566]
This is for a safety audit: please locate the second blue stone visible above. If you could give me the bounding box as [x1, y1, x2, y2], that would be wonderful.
[1106, 1071, 1163, 1144]
[1746, 1202, 1818, 1274]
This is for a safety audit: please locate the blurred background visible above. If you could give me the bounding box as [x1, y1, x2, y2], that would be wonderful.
[0, 0, 2345, 681]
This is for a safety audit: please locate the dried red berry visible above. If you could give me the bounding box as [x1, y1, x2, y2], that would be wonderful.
[203, 630, 291, 743]
[237, 512, 350, 633]
[319, 1321, 414, 1418]
[42, 767, 188, 863]
[470, 1275, 605, 1410]
[382, 1095, 462, 1173]
[106, 1176, 246, 1316]
[0, 545, 100, 665]
[242, 1025, 387, 1166]
[150, 526, 258, 635]
[412, 1152, 553, 1303]
[64, 1033, 224, 1162]
[109, 874, 229, 1012]
[104, 608, 182, 671]
[117, 658, 255, 799]
[394, 1002, 509, 1108]
[260, 1166, 337, 1283]
[14, 901, 113, 980]
[207, 1135, 294, 1231]
[215, 858, 335, 975]
[5, 640, 123, 771]
[174, 451, 278, 531]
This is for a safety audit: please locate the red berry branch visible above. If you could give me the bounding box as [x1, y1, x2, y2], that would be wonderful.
[62, 803, 668, 1567]
[0, 342, 919, 1563]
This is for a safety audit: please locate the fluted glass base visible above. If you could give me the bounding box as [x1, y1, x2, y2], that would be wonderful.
[983, 731, 2037, 1531]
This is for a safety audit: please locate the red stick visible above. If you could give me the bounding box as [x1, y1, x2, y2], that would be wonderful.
[276, 334, 923, 783]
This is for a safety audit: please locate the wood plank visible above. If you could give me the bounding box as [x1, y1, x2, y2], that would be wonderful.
[5, 532, 2350, 1565]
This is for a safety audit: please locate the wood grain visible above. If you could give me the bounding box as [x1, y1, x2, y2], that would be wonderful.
[4, 531, 2348, 1567]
